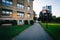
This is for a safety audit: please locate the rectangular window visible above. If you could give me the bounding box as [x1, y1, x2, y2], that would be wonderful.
[17, 12, 24, 18]
[28, 13, 30, 18]
[28, 6, 30, 12]
[2, 0, 13, 6]
[2, 9, 12, 16]
[19, 20, 22, 23]
[17, 3, 24, 10]
[27, 0, 30, 3]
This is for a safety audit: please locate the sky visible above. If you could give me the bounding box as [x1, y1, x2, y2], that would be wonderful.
[33, 0, 60, 17]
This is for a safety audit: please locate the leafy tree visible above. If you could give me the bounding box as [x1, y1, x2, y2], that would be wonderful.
[39, 10, 52, 22]
[52, 16, 56, 22]
[33, 11, 37, 20]
[56, 17, 60, 23]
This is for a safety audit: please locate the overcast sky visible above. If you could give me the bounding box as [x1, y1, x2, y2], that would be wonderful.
[33, 0, 60, 17]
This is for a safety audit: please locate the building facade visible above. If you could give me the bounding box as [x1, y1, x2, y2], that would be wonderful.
[0, 0, 34, 25]
[43, 5, 52, 13]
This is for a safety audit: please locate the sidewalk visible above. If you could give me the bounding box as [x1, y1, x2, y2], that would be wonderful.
[13, 23, 53, 40]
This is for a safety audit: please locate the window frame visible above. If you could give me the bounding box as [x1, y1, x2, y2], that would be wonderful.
[27, 6, 30, 12]
[27, 0, 30, 3]
[2, 0, 13, 6]
[28, 13, 31, 18]
[17, 3, 24, 10]
[2, 9, 12, 16]
[17, 11, 24, 18]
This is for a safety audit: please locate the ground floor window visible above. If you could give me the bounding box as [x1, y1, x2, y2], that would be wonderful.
[19, 20, 22, 23]
[17, 20, 24, 25]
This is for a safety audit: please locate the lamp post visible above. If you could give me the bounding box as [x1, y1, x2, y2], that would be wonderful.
[45, 14, 48, 29]
[42, 10, 48, 29]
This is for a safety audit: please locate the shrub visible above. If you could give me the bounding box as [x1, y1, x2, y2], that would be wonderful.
[0, 20, 17, 26]
[24, 20, 28, 24]
[12, 20, 17, 25]
[0, 20, 2, 26]
[30, 20, 34, 25]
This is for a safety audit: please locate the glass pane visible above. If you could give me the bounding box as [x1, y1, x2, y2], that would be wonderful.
[10, 12, 12, 14]
[2, 0, 5, 2]
[28, 6, 30, 11]
[6, 11, 9, 14]
[2, 9, 12, 16]
[17, 4, 20, 8]
[2, 11, 5, 14]
[17, 13, 20, 15]
[28, 14, 30, 18]
[10, 2, 12, 4]
[17, 4, 24, 10]
[17, 12, 24, 18]
[19, 20, 22, 23]
[2, 0, 13, 6]
[6, 1, 9, 3]
[27, 0, 30, 3]
[2, 0, 6, 5]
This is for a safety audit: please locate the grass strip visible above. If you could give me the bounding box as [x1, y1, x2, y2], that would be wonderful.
[40, 22, 60, 40]
[0, 24, 30, 40]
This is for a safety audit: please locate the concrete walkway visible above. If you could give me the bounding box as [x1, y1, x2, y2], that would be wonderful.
[13, 23, 53, 40]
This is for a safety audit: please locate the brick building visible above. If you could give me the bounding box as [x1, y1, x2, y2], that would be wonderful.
[0, 0, 34, 25]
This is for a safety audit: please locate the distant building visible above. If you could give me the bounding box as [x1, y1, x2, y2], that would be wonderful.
[0, 0, 34, 25]
[43, 5, 52, 13]
[39, 5, 52, 22]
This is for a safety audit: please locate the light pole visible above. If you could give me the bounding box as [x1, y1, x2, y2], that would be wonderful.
[44, 13, 48, 29]
[42, 10, 48, 29]
[46, 14, 48, 29]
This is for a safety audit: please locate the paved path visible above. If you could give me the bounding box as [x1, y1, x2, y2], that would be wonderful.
[13, 23, 53, 40]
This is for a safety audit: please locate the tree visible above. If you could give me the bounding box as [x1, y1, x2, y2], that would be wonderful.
[56, 17, 60, 23]
[39, 10, 52, 22]
[52, 16, 56, 22]
[33, 11, 37, 20]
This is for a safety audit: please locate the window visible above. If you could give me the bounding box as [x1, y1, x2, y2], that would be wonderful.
[19, 20, 22, 23]
[28, 6, 30, 12]
[20, 0, 24, 2]
[28, 13, 30, 18]
[2, 0, 13, 6]
[17, 20, 24, 25]
[17, 12, 24, 18]
[2, 9, 12, 16]
[17, 3, 24, 10]
[27, 0, 30, 3]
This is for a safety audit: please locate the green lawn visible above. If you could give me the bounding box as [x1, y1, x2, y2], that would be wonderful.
[40, 23, 60, 40]
[0, 25, 30, 40]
